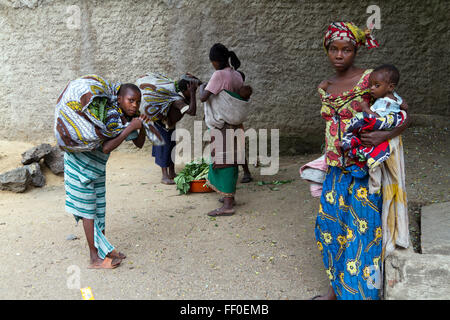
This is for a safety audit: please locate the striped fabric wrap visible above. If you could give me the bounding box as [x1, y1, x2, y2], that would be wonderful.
[54, 75, 129, 153]
[64, 149, 115, 259]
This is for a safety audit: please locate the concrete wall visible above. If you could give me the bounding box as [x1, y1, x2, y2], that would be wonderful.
[1, 0, 449, 153]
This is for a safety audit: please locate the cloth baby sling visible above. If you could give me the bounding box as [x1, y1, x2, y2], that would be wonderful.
[204, 90, 250, 168]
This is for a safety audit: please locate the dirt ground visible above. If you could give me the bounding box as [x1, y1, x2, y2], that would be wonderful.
[0, 126, 448, 300]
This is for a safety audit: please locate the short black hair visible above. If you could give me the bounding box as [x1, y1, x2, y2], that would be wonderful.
[178, 79, 189, 92]
[373, 64, 400, 86]
[118, 83, 141, 96]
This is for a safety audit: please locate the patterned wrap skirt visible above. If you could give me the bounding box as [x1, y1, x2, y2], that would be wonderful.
[315, 165, 383, 300]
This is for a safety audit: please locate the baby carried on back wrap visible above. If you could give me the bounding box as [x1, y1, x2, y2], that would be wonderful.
[54, 75, 164, 152]
[203, 89, 249, 130]
[204, 90, 250, 168]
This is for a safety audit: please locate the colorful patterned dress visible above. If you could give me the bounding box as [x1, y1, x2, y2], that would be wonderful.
[315, 69, 383, 300]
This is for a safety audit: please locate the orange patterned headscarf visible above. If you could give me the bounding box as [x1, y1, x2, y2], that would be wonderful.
[323, 22, 379, 52]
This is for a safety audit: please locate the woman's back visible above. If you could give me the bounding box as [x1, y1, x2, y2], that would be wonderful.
[205, 67, 243, 95]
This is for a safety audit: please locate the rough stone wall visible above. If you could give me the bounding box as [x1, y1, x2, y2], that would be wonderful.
[1, 0, 449, 153]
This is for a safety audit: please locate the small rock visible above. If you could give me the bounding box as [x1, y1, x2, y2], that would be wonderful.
[43, 146, 64, 175]
[0, 167, 31, 192]
[24, 162, 46, 187]
[21, 143, 52, 165]
[66, 234, 79, 241]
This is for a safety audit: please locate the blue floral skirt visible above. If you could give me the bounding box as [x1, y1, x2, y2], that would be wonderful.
[315, 165, 383, 300]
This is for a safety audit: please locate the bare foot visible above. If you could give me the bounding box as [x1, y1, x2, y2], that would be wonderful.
[169, 166, 176, 179]
[207, 207, 235, 217]
[240, 173, 252, 183]
[108, 250, 126, 260]
[219, 197, 236, 205]
[161, 177, 175, 185]
[88, 257, 121, 269]
[311, 287, 337, 300]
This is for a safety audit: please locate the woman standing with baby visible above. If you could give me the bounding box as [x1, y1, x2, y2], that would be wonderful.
[312, 22, 410, 300]
[200, 43, 252, 217]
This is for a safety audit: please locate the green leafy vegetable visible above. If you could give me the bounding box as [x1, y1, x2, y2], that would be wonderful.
[88, 97, 109, 123]
[257, 179, 294, 186]
[174, 159, 210, 194]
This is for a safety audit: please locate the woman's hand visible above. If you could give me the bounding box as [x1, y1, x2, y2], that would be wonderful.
[360, 130, 390, 147]
[360, 98, 410, 147]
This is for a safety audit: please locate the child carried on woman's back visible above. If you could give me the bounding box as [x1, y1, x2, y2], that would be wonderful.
[341, 64, 407, 169]
[237, 70, 253, 101]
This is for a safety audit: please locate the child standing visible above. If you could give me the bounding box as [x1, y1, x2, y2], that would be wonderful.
[137, 73, 199, 184]
[64, 83, 147, 269]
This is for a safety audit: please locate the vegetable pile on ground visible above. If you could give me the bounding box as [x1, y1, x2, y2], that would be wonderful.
[174, 159, 210, 194]
[257, 179, 294, 191]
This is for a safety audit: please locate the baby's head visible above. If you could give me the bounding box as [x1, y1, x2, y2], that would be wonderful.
[369, 64, 400, 99]
[117, 83, 141, 117]
[239, 85, 253, 100]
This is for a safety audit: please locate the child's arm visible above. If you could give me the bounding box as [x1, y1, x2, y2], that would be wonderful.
[199, 82, 212, 102]
[132, 126, 146, 149]
[360, 100, 379, 116]
[184, 82, 198, 116]
[132, 115, 150, 149]
[102, 117, 143, 154]
[171, 82, 198, 116]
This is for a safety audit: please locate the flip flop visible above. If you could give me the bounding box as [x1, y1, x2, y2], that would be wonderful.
[207, 208, 235, 217]
[88, 257, 121, 269]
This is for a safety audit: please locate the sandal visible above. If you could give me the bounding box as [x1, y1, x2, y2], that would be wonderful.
[88, 257, 121, 269]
